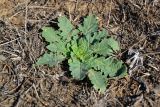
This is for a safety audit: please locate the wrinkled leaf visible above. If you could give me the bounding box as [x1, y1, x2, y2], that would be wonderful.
[116, 64, 128, 77]
[36, 53, 65, 67]
[58, 16, 74, 39]
[105, 58, 123, 77]
[90, 57, 125, 77]
[71, 38, 91, 61]
[78, 15, 98, 36]
[90, 57, 112, 72]
[88, 69, 106, 93]
[69, 53, 87, 80]
[92, 38, 113, 56]
[42, 27, 60, 43]
[90, 28, 107, 43]
[71, 29, 79, 40]
[47, 40, 67, 55]
[105, 37, 120, 51]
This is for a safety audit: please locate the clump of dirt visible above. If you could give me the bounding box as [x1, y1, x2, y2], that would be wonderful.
[0, 0, 160, 107]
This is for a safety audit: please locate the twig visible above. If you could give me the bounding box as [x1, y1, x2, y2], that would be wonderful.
[143, 51, 160, 55]
[127, 0, 141, 9]
[28, 6, 55, 9]
[68, 4, 72, 22]
[147, 64, 159, 71]
[106, 0, 112, 27]
[0, 37, 21, 46]
[28, 19, 57, 23]
[24, 0, 29, 48]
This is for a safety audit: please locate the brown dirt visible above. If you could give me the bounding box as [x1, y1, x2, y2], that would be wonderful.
[0, 0, 160, 107]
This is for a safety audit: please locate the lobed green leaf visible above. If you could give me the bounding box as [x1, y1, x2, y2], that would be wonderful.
[90, 57, 126, 77]
[91, 38, 113, 56]
[88, 69, 106, 93]
[69, 53, 87, 80]
[42, 27, 60, 43]
[105, 37, 120, 51]
[47, 40, 67, 55]
[90, 28, 107, 44]
[58, 16, 74, 40]
[78, 15, 98, 36]
[36, 53, 65, 67]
